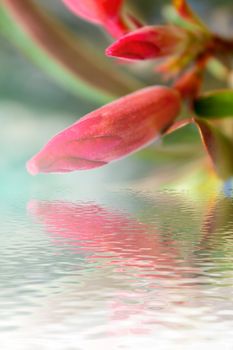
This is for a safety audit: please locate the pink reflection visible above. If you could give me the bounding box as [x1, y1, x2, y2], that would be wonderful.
[28, 200, 195, 336]
[28, 200, 177, 270]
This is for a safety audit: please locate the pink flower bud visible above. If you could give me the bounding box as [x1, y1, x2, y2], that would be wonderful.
[106, 26, 187, 60]
[27, 86, 181, 175]
[62, 0, 130, 37]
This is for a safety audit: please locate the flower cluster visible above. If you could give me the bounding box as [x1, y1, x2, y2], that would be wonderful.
[3, 0, 232, 179]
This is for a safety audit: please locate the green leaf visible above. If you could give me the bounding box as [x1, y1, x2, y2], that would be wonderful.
[194, 90, 233, 119]
[195, 118, 233, 180]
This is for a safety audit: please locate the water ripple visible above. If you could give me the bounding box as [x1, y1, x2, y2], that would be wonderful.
[0, 191, 233, 349]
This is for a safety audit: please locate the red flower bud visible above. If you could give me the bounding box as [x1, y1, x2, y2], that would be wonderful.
[62, 0, 130, 37]
[106, 26, 187, 60]
[27, 86, 181, 175]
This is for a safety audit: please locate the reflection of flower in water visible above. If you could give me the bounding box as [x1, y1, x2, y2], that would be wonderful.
[28, 199, 200, 338]
[28, 200, 178, 271]
[26, 196, 233, 345]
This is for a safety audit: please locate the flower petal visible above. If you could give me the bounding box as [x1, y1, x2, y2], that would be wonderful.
[106, 26, 186, 60]
[62, 0, 102, 24]
[27, 86, 181, 174]
[62, 0, 129, 37]
[63, 0, 123, 22]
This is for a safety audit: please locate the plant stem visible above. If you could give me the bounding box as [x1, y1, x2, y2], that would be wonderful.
[210, 35, 233, 54]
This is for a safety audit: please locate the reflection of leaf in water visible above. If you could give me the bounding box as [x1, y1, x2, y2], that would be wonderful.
[201, 195, 233, 264]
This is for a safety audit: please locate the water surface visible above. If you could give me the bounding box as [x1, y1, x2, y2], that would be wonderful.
[1, 187, 233, 350]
